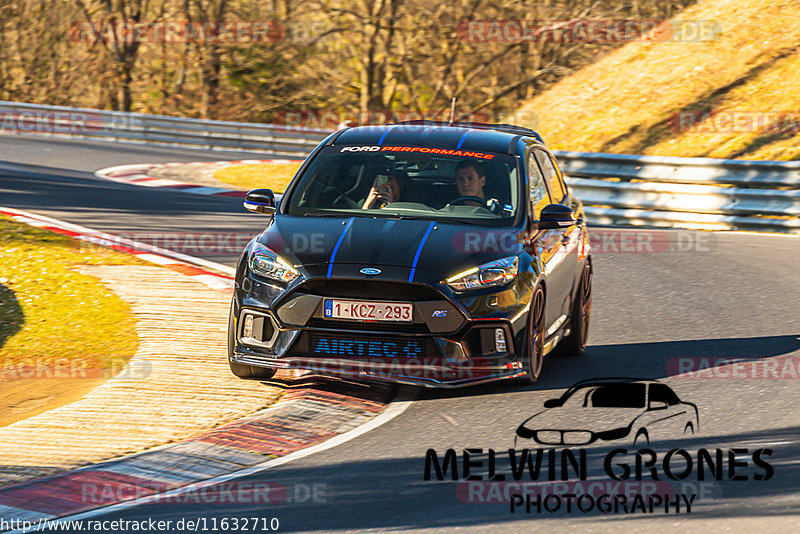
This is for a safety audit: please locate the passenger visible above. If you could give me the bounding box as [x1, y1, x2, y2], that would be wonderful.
[362, 170, 409, 209]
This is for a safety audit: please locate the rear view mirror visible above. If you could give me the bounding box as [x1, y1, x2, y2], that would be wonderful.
[543, 398, 562, 408]
[244, 189, 276, 216]
[537, 204, 576, 230]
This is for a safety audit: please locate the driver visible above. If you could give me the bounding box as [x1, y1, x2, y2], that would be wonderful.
[454, 159, 486, 204]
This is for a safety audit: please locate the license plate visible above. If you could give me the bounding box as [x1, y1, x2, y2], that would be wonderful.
[323, 299, 412, 322]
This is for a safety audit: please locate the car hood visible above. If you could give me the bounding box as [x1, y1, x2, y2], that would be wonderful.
[519, 407, 646, 432]
[257, 214, 523, 276]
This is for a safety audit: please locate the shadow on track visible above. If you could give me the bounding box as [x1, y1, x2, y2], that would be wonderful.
[107, 425, 800, 532]
[411, 334, 800, 401]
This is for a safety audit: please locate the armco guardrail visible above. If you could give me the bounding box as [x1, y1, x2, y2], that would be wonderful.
[2, 101, 799, 234]
[0, 100, 329, 158]
[555, 151, 800, 234]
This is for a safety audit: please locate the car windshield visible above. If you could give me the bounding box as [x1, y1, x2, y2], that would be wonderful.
[560, 383, 647, 408]
[283, 145, 520, 225]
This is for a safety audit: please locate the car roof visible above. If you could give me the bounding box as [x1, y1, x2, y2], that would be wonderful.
[331, 122, 543, 155]
[562, 377, 659, 395]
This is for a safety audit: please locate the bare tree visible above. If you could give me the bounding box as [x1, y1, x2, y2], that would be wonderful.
[0, 0, 698, 119]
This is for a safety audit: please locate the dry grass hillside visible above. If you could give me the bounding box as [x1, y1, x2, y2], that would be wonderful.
[514, 0, 800, 160]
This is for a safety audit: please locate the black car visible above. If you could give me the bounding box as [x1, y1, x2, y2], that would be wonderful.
[227, 121, 592, 387]
[515, 378, 700, 447]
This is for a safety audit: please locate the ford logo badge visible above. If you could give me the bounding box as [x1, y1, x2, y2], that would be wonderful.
[360, 268, 381, 275]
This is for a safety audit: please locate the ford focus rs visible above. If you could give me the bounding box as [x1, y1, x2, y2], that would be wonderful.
[227, 121, 592, 387]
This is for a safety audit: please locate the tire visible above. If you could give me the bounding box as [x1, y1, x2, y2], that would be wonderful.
[520, 285, 546, 385]
[633, 429, 649, 447]
[227, 299, 276, 381]
[554, 261, 592, 356]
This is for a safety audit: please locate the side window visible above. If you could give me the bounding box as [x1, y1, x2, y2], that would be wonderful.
[549, 154, 569, 197]
[649, 384, 680, 406]
[527, 152, 551, 219]
[534, 149, 566, 202]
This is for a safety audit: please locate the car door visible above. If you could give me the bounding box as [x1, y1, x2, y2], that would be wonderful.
[524, 148, 564, 340]
[532, 147, 578, 334]
[642, 383, 689, 442]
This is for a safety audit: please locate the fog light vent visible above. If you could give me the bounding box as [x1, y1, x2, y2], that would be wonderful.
[495, 328, 507, 352]
[239, 310, 281, 349]
[243, 314, 254, 338]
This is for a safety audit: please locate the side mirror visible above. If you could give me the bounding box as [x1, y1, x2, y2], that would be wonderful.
[537, 204, 576, 230]
[649, 400, 668, 410]
[543, 398, 562, 408]
[244, 189, 276, 216]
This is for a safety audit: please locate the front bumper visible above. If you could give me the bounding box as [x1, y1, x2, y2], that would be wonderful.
[232, 353, 526, 388]
[231, 275, 532, 388]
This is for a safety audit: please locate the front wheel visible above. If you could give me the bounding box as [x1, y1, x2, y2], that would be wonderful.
[227, 299, 276, 381]
[554, 262, 592, 356]
[520, 286, 546, 385]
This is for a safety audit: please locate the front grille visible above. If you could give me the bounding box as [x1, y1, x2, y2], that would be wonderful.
[298, 279, 443, 300]
[288, 331, 441, 360]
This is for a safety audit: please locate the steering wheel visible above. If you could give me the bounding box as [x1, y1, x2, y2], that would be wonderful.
[447, 196, 487, 207]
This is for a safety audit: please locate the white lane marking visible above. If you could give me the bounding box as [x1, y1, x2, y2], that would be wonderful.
[192, 274, 234, 290]
[94, 163, 158, 175]
[7, 389, 417, 532]
[128, 178, 183, 187]
[134, 253, 180, 265]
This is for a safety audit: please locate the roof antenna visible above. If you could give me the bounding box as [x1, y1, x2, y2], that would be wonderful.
[448, 97, 457, 126]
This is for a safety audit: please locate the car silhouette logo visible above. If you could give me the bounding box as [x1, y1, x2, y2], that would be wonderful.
[515, 378, 699, 447]
[360, 268, 381, 275]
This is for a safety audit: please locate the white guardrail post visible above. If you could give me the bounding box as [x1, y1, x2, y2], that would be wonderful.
[1, 101, 798, 234]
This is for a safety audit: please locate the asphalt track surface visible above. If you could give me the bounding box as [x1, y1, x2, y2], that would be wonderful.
[2, 134, 800, 532]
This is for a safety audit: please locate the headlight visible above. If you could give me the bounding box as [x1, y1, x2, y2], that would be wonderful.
[445, 256, 518, 292]
[249, 242, 300, 284]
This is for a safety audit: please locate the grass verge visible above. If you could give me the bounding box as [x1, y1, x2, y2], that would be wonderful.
[213, 161, 303, 193]
[513, 0, 800, 160]
[0, 215, 143, 426]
